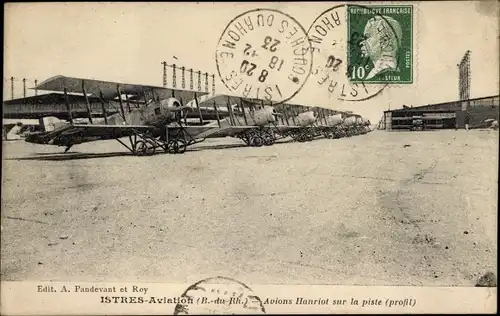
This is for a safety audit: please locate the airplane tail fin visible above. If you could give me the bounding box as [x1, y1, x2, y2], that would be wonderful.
[25, 123, 69, 144]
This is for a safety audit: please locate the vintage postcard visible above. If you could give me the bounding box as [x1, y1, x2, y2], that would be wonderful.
[1, 1, 498, 315]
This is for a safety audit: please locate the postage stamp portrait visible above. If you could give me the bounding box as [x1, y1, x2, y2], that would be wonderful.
[347, 5, 413, 84]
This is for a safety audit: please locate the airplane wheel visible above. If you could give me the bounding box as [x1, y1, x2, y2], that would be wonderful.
[262, 131, 275, 146]
[250, 136, 263, 147]
[176, 139, 187, 154]
[263, 135, 275, 146]
[167, 140, 177, 154]
[146, 144, 156, 156]
[168, 139, 187, 154]
[135, 141, 147, 156]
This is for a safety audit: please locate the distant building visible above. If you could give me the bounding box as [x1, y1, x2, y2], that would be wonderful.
[380, 95, 499, 131]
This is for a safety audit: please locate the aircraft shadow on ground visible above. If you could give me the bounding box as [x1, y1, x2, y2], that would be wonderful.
[189, 138, 296, 152]
[7, 151, 136, 161]
[5, 139, 297, 161]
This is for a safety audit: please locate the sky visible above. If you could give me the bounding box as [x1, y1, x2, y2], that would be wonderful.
[3, 1, 499, 123]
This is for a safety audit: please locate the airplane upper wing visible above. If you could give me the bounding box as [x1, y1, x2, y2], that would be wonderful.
[33, 75, 209, 102]
[274, 102, 313, 112]
[242, 97, 275, 107]
[194, 94, 244, 108]
[3, 92, 101, 105]
[25, 123, 155, 145]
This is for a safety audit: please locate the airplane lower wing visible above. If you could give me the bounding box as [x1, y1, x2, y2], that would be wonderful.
[273, 125, 303, 132]
[25, 123, 155, 147]
[167, 125, 260, 139]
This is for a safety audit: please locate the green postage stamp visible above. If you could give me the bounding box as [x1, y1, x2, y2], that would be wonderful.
[347, 5, 413, 84]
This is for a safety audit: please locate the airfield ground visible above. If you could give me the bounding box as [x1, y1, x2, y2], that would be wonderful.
[1, 130, 497, 286]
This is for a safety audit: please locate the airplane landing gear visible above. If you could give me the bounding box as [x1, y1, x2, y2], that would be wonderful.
[135, 140, 156, 156]
[262, 129, 275, 146]
[263, 134, 275, 146]
[250, 136, 263, 147]
[294, 128, 315, 142]
[239, 128, 275, 147]
[116, 130, 168, 156]
[167, 139, 187, 154]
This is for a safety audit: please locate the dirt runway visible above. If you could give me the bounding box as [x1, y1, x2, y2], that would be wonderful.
[1, 130, 497, 286]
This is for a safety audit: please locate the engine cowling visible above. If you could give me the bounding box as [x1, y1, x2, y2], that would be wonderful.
[343, 116, 356, 126]
[325, 114, 343, 126]
[295, 111, 317, 126]
[254, 106, 277, 125]
[160, 97, 182, 110]
[233, 106, 276, 126]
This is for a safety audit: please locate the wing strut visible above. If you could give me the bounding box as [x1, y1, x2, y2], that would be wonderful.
[179, 98, 188, 125]
[81, 80, 94, 124]
[116, 85, 127, 124]
[291, 107, 297, 125]
[63, 87, 73, 124]
[124, 93, 132, 112]
[99, 91, 109, 125]
[194, 93, 204, 125]
[213, 102, 221, 127]
[227, 96, 236, 126]
[284, 107, 290, 125]
[141, 87, 148, 104]
[239, 98, 249, 126]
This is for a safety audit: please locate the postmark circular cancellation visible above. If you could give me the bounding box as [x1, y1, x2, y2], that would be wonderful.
[307, 4, 413, 102]
[216, 8, 313, 105]
[173, 276, 266, 315]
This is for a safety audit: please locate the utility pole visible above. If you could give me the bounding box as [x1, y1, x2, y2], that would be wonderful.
[212, 74, 216, 95]
[181, 67, 186, 89]
[172, 64, 177, 88]
[189, 69, 194, 90]
[10, 77, 14, 100]
[23, 78, 27, 98]
[204, 72, 209, 93]
[161, 61, 167, 87]
[35, 79, 38, 96]
[197, 70, 201, 92]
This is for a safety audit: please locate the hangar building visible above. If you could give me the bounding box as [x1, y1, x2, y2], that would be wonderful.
[380, 95, 499, 131]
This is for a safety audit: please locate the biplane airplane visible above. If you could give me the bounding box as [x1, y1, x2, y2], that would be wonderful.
[270, 104, 320, 142]
[19, 75, 373, 156]
[271, 107, 371, 142]
[23, 75, 287, 155]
